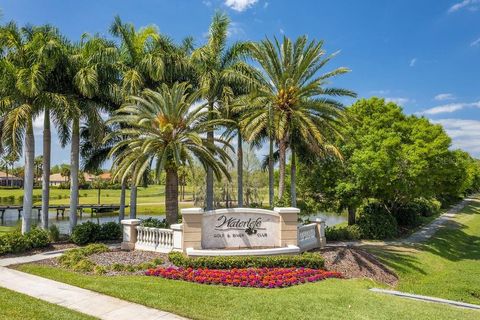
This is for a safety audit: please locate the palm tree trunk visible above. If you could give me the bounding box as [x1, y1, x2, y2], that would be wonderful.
[22, 118, 35, 234]
[268, 106, 274, 207]
[69, 118, 80, 233]
[119, 181, 126, 222]
[290, 147, 297, 207]
[278, 139, 287, 200]
[205, 101, 214, 211]
[41, 108, 51, 230]
[165, 167, 179, 225]
[129, 184, 137, 219]
[237, 130, 243, 207]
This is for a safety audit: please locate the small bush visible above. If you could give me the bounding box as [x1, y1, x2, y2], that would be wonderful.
[141, 217, 169, 228]
[325, 225, 362, 241]
[48, 224, 60, 242]
[59, 243, 109, 269]
[25, 228, 50, 248]
[99, 222, 122, 241]
[357, 203, 398, 240]
[168, 252, 325, 269]
[413, 198, 441, 217]
[0, 229, 50, 255]
[71, 221, 101, 245]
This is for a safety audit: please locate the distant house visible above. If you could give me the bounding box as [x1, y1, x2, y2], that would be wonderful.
[98, 172, 112, 181]
[48, 173, 68, 186]
[0, 171, 23, 187]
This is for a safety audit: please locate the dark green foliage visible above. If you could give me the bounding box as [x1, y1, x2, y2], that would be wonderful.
[25, 228, 50, 248]
[71, 221, 101, 245]
[357, 203, 398, 239]
[394, 205, 421, 228]
[99, 222, 122, 241]
[0, 228, 50, 255]
[325, 225, 362, 241]
[168, 252, 325, 269]
[141, 217, 169, 228]
[413, 198, 441, 217]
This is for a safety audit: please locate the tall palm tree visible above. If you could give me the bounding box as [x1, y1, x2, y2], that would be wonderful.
[107, 82, 232, 224]
[191, 12, 261, 210]
[241, 35, 356, 203]
[65, 35, 118, 232]
[0, 23, 66, 233]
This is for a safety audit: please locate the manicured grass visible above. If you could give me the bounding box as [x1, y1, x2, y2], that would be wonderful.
[0, 287, 95, 320]
[16, 265, 479, 320]
[368, 196, 480, 304]
[0, 225, 16, 235]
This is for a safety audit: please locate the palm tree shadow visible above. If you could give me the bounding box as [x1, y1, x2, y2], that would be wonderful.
[365, 245, 427, 275]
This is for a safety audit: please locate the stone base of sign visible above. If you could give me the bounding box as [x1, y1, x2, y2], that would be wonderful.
[121, 219, 141, 250]
[186, 245, 300, 257]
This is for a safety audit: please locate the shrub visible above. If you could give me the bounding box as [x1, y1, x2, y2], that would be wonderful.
[71, 221, 101, 245]
[141, 217, 169, 228]
[25, 228, 50, 248]
[59, 243, 109, 269]
[325, 225, 362, 241]
[413, 198, 441, 217]
[168, 252, 325, 269]
[0, 229, 50, 255]
[357, 203, 398, 240]
[99, 222, 122, 241]
[48, 224, 60, 242]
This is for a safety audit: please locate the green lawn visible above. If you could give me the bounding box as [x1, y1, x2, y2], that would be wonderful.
[368, 196, 480, 304]
[0, 287, 95, 320]
[15, 266, 478, 319]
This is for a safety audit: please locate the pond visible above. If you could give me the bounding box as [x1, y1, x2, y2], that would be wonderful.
[0, 209, 347, 234]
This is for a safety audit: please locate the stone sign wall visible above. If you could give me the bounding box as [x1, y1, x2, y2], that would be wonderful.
[181, 207, 299, 252]
[201, 209, 281, 249]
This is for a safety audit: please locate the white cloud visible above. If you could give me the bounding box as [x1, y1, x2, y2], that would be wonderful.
[202, 0, 212, 7]
[448, 0, 480, 13]
[279, 28, 285, 34]
[370, 89, 390, 95]
[385, 97, 410, 105]
[224, 0, 258, 12]
[471, 37, 480, 47]
[409, 58, 417, 67]
[228, 21, 246, 38]
[264, 2, 269, 8]
[434, 93, 455, 101]
[417, 101, 480, 115]
[432, 119, 480, 156]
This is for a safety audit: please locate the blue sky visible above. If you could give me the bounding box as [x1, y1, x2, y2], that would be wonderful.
[2, 0, 480, 165]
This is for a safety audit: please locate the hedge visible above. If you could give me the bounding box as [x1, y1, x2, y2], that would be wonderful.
[168, 252, 325, 269]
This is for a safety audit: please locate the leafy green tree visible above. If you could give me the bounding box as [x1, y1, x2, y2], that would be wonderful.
[107, 82, 232, 224]
[241, 35, 355, 205]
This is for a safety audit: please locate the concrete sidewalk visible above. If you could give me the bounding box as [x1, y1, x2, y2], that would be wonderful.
[0, 266, 187, 320]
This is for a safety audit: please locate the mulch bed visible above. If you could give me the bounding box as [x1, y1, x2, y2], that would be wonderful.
[315, 246, 398, 286]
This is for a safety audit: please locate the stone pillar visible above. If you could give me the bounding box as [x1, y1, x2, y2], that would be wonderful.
[274, 207, 299, 247]
[171, 223, 183, 252]
[121, 219, 141, 250]
[314, 218, 326, 248]
[180, 208, 204, 252]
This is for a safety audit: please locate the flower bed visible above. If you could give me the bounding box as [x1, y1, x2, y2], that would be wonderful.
[145, 267, 342, 288]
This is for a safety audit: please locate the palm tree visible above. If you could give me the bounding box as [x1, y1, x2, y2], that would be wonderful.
[191, 12, 261, 210]
[65, 35, 118, 232]
[0, 23, 65, 233]
[241, 35, 356, 203]
[107, 82, 232, 224]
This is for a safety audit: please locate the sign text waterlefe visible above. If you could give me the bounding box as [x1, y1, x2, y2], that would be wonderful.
[202, 210, 281, 249]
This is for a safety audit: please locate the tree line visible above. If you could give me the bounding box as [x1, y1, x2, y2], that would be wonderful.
[0, 12, 355, 233]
